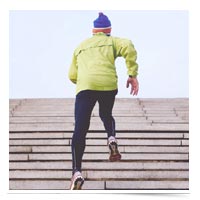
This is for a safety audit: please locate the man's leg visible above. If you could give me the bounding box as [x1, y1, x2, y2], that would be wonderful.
[70, 90, 96, 190]
[98, 90, 117, 138]
[71, 90, 97, 174]
[97, 90, 121, 162]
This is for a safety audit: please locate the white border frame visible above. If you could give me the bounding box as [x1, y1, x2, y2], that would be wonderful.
[1, 0, 199, 199]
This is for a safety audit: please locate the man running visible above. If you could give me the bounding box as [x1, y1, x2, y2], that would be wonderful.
[68, 12, 139, 190]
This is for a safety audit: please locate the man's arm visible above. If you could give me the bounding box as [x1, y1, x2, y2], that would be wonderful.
[68, 52, 78, 84]
[114, 38, 139, 95]
[126, 76, 139, 96]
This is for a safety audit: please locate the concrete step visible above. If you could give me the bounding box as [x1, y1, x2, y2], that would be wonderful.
[9, 146, 189, 153]
[9, 180, 189, 190]
[9, 132, 186, 139]
[9, 153, 189, 161]
[105, 180, 189, 190]
[9, 170, 188, 180]
[9, 138, 187, 146]
[9, 116, 149, 123]
[9, 180, 104, 190]
[9, 123, 189, 132]
[9, 161, 189, 170]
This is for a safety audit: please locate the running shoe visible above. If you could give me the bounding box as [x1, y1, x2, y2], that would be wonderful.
[108, 136, 121, 162]
[69, 171, 84, 190]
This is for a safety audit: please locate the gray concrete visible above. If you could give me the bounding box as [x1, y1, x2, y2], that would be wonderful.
[9, 98, 189, 190]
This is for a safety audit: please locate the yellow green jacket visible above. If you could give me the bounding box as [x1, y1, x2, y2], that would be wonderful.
[68, 32, 138, 94]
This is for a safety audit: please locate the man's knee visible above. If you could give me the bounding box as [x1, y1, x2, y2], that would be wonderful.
[99, 113, 113, 122]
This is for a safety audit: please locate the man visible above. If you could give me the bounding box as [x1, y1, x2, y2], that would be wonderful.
[68, 12, 139, 190]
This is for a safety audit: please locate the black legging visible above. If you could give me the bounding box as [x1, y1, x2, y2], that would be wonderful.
[71, 89, 117, 174]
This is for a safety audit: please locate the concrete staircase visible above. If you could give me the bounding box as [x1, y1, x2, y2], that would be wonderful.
[9, 98, 189, 190]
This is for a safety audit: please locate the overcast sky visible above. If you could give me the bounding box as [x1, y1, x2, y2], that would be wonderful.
[9, 10, 188, 98]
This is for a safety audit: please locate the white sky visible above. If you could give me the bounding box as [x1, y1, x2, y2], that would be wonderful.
[9, 10, 188, 98]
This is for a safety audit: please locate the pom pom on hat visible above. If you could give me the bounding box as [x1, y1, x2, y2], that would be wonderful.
[93, 12, 111, 28]
[93, 12, 111, 35]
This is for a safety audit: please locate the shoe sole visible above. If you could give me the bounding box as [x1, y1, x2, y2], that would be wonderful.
[109, 153, 121, 162]
[109, 143, 121, 162]
[70, 177, 84, 190]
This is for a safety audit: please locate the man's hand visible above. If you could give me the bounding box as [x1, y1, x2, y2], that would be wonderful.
[126, 77, 139, 96]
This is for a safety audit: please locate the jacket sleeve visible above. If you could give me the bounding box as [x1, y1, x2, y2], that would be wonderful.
[114, 38, 138, 77]
[68, 52, 78, 84]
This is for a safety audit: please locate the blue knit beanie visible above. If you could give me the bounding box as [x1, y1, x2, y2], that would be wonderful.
[93, 12, 111, 28]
